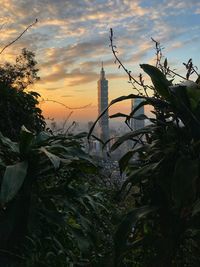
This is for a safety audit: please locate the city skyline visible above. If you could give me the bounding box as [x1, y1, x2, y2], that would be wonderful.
[0, 0, 200, 124]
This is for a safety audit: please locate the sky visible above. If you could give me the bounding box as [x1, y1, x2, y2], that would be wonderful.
[0, 0, 200, 128]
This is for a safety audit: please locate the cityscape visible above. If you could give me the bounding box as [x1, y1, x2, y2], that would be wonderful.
[89, 63, 144, 161]
[0, 1, 200, 266]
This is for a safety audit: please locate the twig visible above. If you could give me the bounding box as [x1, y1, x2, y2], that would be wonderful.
[40, 99, 91, 110]
[168, 68, 187, 81]
[151, 37, 163, 68]
[110, 28, 150, 95]
[151, 37, 188, 81]
[0, 19, 38, 55]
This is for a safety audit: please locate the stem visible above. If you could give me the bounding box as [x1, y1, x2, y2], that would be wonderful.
[110, 29, 150, 95]
[0, 19, 38, 55]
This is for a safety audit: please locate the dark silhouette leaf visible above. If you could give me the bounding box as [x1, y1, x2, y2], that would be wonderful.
[0, 161, 28, 203]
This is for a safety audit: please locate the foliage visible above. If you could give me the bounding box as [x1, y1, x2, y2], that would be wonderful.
[0, 45, 118, 266]
[0, 49, 45, 140]
[0, 48, 40, 91]
[2, 27, 200, 267]
[90, 30, 200, 266]
[0, 127, 117, 267]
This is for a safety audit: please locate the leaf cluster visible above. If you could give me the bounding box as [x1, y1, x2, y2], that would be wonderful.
[0, 128, 117, 267]
[0, 49, 45, 140]
[93, 32, 200, 266]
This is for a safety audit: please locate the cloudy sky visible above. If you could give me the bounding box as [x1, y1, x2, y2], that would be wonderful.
[0, 0, 200, 124]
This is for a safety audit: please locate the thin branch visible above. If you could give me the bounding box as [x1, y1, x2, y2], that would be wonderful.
[151, 37, 163, 68]
[151, 37, 188, 81]
[41, 98, 92, 110]
[168, 68, 187, 81]
[110, 28, 150, 95]
[0, 19, 38, 55]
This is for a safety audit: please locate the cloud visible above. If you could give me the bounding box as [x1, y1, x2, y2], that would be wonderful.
[0, 0, 199, 91]
[61, 94, 73, 97]
[45, 87, 62, 91]
[67, 71, 98, 86]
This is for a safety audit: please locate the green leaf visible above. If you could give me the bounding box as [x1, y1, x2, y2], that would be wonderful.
[164, 58, 168, 69]
[119, 150, 135, 174]
[73, 132, 88, 139]
[121, 161, 161, 192]
[19, 125, 34, 157]
[140, 64, 171, 100]
[118, 147, 147, 174]
[128, 100, 148, 121]
[40, 147, 60, 169]
[0, 132, 19, 153]
[185, 82, 200, 111]
[169, 85, 200, 138]
[35, 131, 51, 145]
[0, 161, 28, 203]
[109, 112, 128, 119]
[110, 126, 154, 152]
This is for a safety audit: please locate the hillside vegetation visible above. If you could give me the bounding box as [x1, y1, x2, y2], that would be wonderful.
[0, 30, 200, 267]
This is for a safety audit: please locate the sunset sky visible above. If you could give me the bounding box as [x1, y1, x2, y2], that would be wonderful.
[0, 0, 200, 127]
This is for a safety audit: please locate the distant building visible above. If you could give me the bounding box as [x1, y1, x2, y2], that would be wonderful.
[130, 98, 145, 130]
[98, 63, 109, 142]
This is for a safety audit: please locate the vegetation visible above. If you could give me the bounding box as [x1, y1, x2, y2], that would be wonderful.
[0, 127, 117, 266]
[0, 49, 45, 140]
[0, 26, 200, 267]
[97, 30, 200, 267]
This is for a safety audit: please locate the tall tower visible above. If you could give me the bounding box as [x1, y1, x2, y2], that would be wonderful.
[98, 62, 109, 142]
[130, 98, 145, 130]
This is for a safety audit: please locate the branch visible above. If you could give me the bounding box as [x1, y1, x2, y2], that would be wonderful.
[151, 37, 187, 81]
[40, 99, 92, 110]
[110, 28, 150, 96]
[0, 19, 38, 55]
[168, 68, 187, 81]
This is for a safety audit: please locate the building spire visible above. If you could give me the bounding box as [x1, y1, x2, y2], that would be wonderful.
[100, 61, 105, 79]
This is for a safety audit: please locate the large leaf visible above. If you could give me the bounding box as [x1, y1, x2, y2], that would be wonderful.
[140, 64, 171, 100]
[35, 131, 52, 145]
[118, 146, 147, 174]
[118, 150, 135, 174]
[0, 132, 19, 153]
[127, 99, 149, 123]
[120, 161, 161, 193]
[109, 112, 129, 119]
[40, 147, 60, 169]
[181, 80, 200, 111]
[0, 161, 28, 203]
[73, 132, 88, 139]
[19, 126, 34, 157]
[110, 126, 154, 152]
[169, 85, 200, 139]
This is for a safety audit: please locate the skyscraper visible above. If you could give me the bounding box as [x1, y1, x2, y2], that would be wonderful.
[98, 63, 109, 142]
[130, 98, 145, 130]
